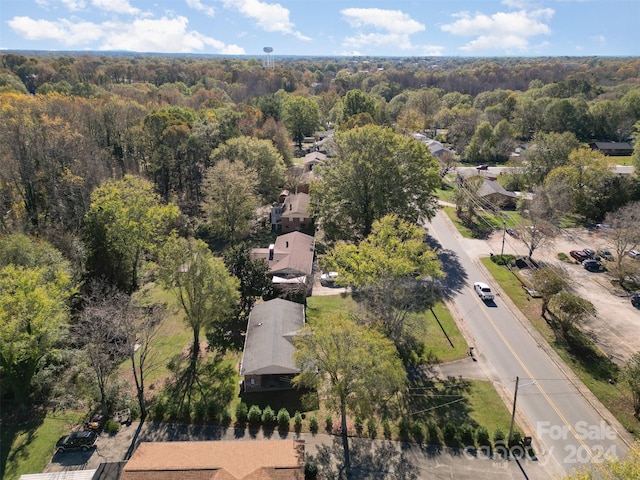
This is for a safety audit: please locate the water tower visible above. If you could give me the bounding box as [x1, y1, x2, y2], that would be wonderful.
[263, 47, 273, 69]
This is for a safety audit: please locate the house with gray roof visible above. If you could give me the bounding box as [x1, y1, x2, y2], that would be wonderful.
[240, 298, 305, 391]
[476, 179, 517, 208]
[250, 231, 315, 284]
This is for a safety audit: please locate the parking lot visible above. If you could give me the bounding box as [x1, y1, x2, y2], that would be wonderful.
[484, 226, 640, 363]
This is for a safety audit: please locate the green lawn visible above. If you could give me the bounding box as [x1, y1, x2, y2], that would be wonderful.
[1, 411, 84, 480]
[442, 206, 523, 239]
[481, 258, 640, 439]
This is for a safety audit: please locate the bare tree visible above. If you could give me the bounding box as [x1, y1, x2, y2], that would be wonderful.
[437, 150, 457, 179]
[123, 303, 164, 420]
[75, 281, 132, 415]
[603, 201, 640, 285]
[517, 186, 558, 258]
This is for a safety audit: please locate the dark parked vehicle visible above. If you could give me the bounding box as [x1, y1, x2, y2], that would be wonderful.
[570, 250, 590, 262]
[476, 164, 489, 170]
[582, 248, 596, 259]
[55, 431, 98, 453]
[632, 294, 640, 308]
[582, 259, 602, 271]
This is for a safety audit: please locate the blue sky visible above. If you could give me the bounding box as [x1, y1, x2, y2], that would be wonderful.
[1, 0, 639, 57]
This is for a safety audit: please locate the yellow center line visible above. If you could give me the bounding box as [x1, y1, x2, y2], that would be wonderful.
[473, 289, 594, 461]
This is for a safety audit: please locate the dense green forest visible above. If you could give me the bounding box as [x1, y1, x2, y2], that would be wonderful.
[1, 52, 640, 421]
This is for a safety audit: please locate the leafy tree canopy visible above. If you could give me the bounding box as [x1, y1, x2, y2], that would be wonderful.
[311, 125, 440, 241]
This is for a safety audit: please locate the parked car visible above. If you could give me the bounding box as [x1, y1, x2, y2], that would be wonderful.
[631, 294, 640, 308]
[476, 164, 489, 170]
[597, 248, 614, 261]
[320, 271, 339, 284]
[582, 259, 602, 271]
[570, 250, 590, 262]
[473, 281, 495, 301]
[582, 248, 596, 259]
[506, 228, 517, 237]
[55, 431, 98, 453]
[626, 250, 640, 259]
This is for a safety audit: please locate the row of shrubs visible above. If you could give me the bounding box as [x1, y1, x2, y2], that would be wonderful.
[234, 403, 523, 451]
[235, 403, 315, 434]
[398, 418, 524, 450]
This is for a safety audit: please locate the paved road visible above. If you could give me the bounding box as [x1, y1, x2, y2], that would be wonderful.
[427, 209, 633, 478]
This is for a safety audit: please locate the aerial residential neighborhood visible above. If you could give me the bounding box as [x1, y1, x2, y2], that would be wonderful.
[2, 42, 640, 480]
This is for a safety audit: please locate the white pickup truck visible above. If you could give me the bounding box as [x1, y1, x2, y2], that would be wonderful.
[474, 282, 495, 301]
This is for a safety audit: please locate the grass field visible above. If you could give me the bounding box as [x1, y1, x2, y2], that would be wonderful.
[442, 205, 524, 239]
[481, 257, 640, 439]
[1, 411, 84, 480]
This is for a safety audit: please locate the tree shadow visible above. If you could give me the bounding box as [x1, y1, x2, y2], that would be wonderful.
[403, 370, 475, 428]
[308, 435, 418, 479]
[0, 408, 46, 479]
[425, 236, 468, 300]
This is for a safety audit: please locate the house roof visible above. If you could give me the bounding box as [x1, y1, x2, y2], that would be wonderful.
[250, 232, 315, 277]
[590, 141, 633, 151]
[281, 193, 310, 219]
[303, 151, 327, 164]
[241, 298, 304, 376]
[121, 440, 304, 480]
[477, 179, 517, 198]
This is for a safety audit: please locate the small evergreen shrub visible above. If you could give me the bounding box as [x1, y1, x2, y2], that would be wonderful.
[354, 416, 364, 436]
[309, 415, 318, 434]
[305, 459, 318, 479]
[491, 253, 516, 266]
[324, 414, 333, 433]
[509, 429, 523, 447]
[248, 405, 262, 424]
[366, 418, 377, 439]
[493, 428, 506, 446]
[476, 425, 491, 449]
[459, 423, 475, 448]
[382, 418, 392, 440]
[261, 405, 275, 424]
[442, 422, 459, 446]
[398, 417, 411, 441]
[277, 408, 291, 428]
[411, 421, 425, 444]
[293, 411, 303, 434]
[235, 402, 249, 424]
[105, 419, 120, 435]
[427, 421, 441, 445]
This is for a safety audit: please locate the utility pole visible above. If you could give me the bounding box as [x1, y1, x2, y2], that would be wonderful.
[501, 218, 507, 256]
[508, 376, 519, 447]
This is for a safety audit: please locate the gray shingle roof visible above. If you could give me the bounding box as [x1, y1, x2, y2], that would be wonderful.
[241, 299, 305, 376]
[250, 232, 315, 278]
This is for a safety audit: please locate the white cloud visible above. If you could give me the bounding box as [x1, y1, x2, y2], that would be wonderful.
[62, 0, 86, 11]
[91, 0, 140, 15]
[7, 16, 103, 45]
[8, 14, 245, 54]
[186, 0, 215, 18]
[591, 34, 606, 44]
[502, 0, 531, 8]
[341, 8, 425, 35]
[222, 0, 310, 41]
[441, 8, 553, 53]
[341, 8, 429, 52]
